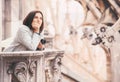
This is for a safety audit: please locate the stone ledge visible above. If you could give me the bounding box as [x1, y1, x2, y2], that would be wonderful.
[0, 49, 64, 57]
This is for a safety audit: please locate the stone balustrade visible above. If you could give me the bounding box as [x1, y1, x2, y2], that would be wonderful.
[0, 49, 64, 82]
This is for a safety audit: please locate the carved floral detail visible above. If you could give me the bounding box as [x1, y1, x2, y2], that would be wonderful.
[45, 55, 62, 82]
[14, 62, 27, 82]
[7, 61, 37, 82]
[29, 61, 37, 76]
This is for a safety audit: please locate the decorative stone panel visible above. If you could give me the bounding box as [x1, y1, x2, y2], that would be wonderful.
[0, 50, 64, 82]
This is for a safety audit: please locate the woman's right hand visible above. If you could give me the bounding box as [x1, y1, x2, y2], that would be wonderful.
[37, 42, 45, 50]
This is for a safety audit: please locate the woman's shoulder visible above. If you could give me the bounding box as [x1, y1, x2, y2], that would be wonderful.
[18, 25, 31, 32]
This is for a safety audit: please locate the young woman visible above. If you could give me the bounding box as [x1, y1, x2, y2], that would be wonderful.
[4, 10, 45, 52]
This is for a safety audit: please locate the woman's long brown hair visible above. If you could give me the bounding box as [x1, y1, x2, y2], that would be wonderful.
[23, 10, 44, 33]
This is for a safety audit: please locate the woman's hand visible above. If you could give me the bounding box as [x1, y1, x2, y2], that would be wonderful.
[37, 42, 45, 50]
[33, 28, 39, 33]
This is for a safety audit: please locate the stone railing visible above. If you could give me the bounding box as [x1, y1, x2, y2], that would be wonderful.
[0, 49, 64, 82]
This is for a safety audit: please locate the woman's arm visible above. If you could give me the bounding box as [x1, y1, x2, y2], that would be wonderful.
[17, 26, 42, 51]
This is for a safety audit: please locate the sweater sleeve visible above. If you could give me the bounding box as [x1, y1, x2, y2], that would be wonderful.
[17, 26, 42, 51]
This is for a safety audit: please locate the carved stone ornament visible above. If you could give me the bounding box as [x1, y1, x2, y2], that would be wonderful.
[14, 62, 27, 82]
[52, 55, 62, 82]
[45, 55, 62, 82]
[29, 61, 37, 76]
[7, 61, 37, 82]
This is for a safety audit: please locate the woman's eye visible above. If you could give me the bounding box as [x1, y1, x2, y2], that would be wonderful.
[40, 17, 42, 20]
[34, 16, 38, 19]
[34, 16, 42, 20]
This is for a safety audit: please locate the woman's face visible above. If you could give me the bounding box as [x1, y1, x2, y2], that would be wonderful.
[31, 13, 43, 32]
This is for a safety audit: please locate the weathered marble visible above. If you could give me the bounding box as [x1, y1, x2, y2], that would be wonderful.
[0, 49, 64, 82]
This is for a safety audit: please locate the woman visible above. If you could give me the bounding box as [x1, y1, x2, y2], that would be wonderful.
[4, 10, 45, 52]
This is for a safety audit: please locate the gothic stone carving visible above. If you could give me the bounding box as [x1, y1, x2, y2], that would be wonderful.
[45, 55, 62, 82]
[7, 61, 37, 82]
[81, 18, 120, 82]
